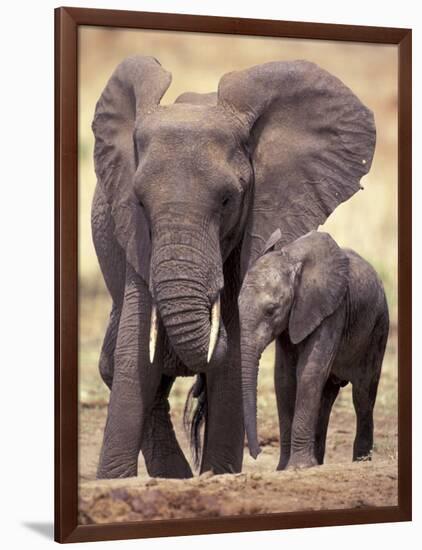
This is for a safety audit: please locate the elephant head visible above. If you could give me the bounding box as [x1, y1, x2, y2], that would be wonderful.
[238, 230, 350, 458]
[92, 56, 375, 373]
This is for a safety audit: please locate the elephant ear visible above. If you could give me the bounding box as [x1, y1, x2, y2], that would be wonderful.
[217, 60, 376, 277]
[284, 231, 349, 344]
[92, 56, 171, 281]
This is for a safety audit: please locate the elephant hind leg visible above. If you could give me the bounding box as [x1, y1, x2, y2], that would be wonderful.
[142, 375, 193, 479]
[352, 381, 377, 461]
[352, 317, 387, 461]
[314, 377, 340, 465]
[183, 374, 207, 470]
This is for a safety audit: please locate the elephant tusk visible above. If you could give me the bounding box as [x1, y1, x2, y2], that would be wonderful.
[207, 295, 221, 363]
[149, 303, 158, 364]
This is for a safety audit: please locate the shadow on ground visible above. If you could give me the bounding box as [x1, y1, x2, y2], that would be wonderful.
[22, 522, 54, 539]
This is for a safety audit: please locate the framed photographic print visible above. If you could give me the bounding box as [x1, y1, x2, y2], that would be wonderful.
[55, 6, 412, 543]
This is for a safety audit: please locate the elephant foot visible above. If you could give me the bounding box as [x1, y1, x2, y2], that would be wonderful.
[146, 454, 193, 479]
[200, 459, 240, 475]
[96, 461, 138, 479]
[276, 446, 290, 472]
[96, 448, 139, 479]
[276, 453, 290, 471]
[286, 451, 318, 470]
[353, 449, 373, 462]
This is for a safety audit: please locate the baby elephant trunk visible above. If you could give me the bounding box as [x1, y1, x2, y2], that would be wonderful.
[240, 333, 262, 459]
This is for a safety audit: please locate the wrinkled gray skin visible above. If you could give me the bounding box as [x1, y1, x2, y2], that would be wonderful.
[91, 56, 376, 478]
[239, 231, 389, 469]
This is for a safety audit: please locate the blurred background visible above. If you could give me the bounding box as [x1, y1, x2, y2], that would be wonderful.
[78, 27, 398, 479]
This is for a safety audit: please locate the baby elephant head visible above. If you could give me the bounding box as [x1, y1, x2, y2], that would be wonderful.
[238, 230, 349, 459]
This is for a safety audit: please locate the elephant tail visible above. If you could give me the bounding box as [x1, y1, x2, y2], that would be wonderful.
[183, 374, 207, 470]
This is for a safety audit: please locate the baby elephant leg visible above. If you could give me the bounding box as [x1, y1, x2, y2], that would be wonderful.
[352, 383, 376, 461]
[275, 337, 297, 470]
[288, 310, 343, 469]
[288, 368, 328, 469]
[352, 316, 387, 461]
[314, 377, 341, 465]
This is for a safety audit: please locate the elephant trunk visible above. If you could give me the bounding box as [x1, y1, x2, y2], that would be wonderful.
[240, 330, 262, 459]
[150, 215, 224, 371]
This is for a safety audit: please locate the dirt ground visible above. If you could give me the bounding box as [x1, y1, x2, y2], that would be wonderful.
[79, 409, 398, 524]
[79, 461, 397, 524]
[78, 332, 398, 524]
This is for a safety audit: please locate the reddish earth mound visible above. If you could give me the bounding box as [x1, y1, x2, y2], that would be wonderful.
[79, 461, 397, 524]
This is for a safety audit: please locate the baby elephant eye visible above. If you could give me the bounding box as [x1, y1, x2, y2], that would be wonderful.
[265, 303, 277, 317]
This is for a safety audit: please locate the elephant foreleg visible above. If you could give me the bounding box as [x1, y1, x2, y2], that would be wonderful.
[200, 362, 244, 474]
[199, 247, 244, 474]
[275, 335, 297, 471]
[97, 265, 160, 479]
[287, 308, 344, 470]
[141, 375, 193, 479]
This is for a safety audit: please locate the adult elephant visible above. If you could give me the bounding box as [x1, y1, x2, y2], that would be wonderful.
[91, 56, 375, 479]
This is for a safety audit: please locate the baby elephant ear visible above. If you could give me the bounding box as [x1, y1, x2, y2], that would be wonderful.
[285, 232, 349, 344]
[218, 61, 375, 277]
[92, 56, 172, 281]
[175, 91, 217, 105]
[261, 228, 283, 255]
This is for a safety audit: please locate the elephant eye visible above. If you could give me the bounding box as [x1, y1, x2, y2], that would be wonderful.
[221, 195, 230, 207]
[265, 303, 277, 317]
[139, 200, 144, 209]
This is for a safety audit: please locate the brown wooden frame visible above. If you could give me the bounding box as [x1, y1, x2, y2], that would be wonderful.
[55, 6, 412, 543]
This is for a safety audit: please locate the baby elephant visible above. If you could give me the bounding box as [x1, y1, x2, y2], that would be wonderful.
[238, 230, 389, 470]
